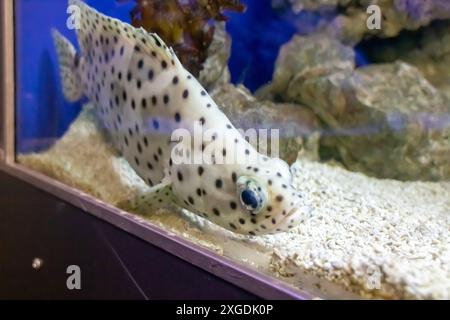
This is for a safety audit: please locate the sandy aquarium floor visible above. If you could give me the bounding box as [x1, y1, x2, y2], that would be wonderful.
[19, 104, 450, 299]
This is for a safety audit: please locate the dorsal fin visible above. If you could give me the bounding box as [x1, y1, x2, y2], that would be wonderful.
[69, 0, 180, 66]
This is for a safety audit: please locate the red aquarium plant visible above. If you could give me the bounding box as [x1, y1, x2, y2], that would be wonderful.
[118, 0, 245, 76]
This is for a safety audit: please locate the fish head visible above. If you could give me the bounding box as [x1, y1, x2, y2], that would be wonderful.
[232, 157, 305, 235]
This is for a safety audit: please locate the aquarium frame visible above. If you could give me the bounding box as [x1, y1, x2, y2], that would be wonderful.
[0, 1, 313, 300]
[0, 0, 15, 163]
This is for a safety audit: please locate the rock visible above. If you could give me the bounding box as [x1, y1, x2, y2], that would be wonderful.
[360, 20, 450, 103]
[199, 22, 231, 90]
[273, 35, 450, 181]
[271, 34, 355, 97]
[211, 83, 321, 163]
[276, 0, 450, 44]
[272, 0, 350, 13]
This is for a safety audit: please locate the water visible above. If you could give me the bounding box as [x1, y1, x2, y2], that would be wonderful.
[13, 0, 450, 299]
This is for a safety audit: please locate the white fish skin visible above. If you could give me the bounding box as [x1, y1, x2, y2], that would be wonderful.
[52, 0, 306, 235]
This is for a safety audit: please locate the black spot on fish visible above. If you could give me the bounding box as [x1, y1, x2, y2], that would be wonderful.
[74, 53, 80, 68]
[153, 36, 162, 47]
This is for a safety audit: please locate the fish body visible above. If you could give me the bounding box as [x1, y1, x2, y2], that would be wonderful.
[53, 0, 306, 235]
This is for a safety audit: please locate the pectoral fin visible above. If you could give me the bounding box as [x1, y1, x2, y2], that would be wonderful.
[118, 180, 178, 215]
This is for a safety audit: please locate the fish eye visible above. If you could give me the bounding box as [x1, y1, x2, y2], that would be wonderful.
[236, 176, 266, 214]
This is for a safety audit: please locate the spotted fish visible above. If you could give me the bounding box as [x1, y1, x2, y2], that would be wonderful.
[52, 0, 306, 235]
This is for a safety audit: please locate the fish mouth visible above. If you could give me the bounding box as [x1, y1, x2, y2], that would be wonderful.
[277, 201, 304, 228]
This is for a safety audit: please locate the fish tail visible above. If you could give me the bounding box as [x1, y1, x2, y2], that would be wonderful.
[52, 28, 83, 102]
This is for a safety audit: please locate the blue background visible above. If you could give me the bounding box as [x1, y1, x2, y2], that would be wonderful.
[15, 0, 335, 153]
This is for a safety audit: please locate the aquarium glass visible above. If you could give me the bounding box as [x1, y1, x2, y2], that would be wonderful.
[14, 0, 450, 299]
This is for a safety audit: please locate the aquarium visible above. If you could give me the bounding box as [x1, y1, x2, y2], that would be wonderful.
[2, 0, 450, 299]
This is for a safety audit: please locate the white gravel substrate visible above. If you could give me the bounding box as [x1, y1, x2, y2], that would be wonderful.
[19, 105, 450, 299]
[254, 159, 450, 299]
